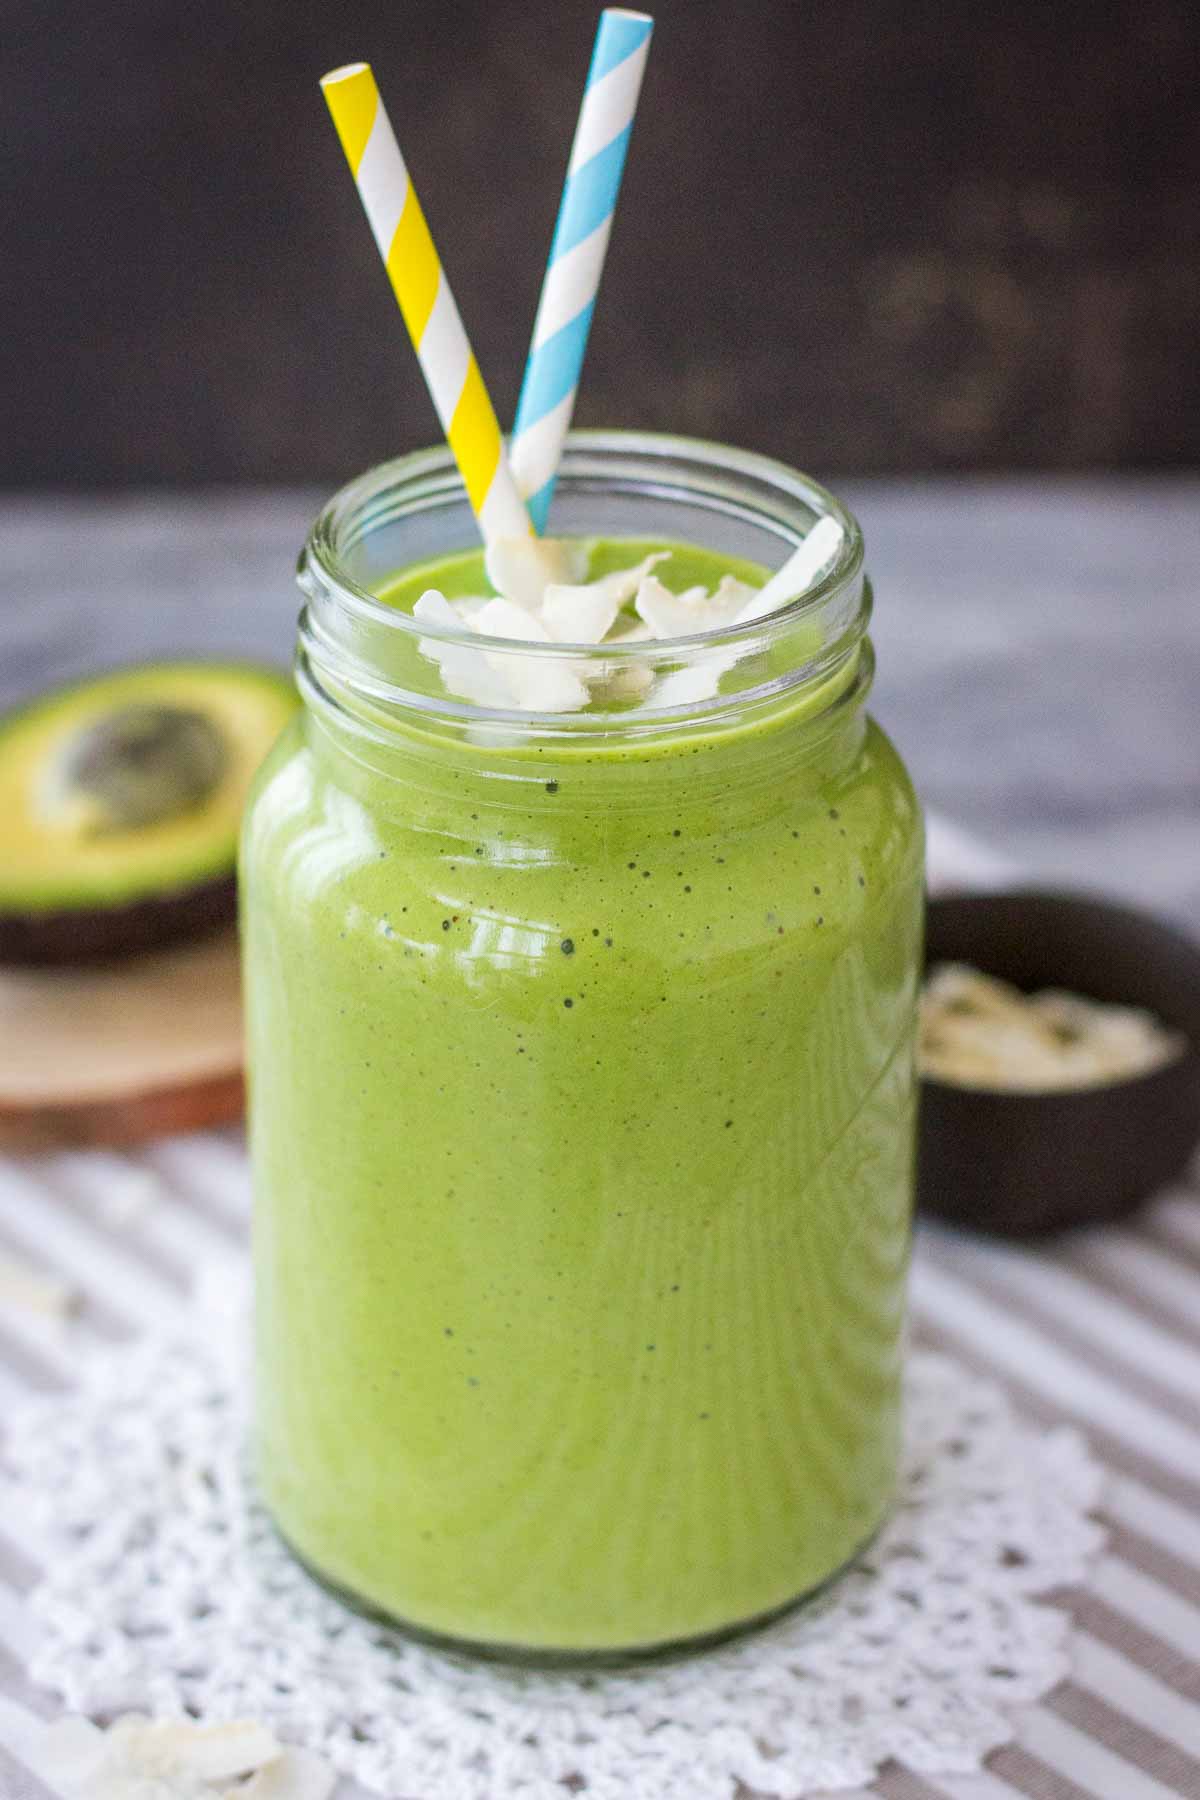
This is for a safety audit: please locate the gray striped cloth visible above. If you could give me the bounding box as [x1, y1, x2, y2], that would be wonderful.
[1, 819, 1198, 1800]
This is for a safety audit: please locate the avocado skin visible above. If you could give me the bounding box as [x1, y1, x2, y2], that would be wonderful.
[0, 871, 237, 966]
[0, 658, 298, 968]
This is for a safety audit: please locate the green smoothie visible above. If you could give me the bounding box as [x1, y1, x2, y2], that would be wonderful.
[244, 528, 923, 1656]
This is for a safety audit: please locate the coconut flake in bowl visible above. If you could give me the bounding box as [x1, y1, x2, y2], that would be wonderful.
[920, 962, 1185, 1093]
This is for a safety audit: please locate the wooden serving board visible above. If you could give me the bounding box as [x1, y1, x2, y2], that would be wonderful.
[0, 928, 244, 1150]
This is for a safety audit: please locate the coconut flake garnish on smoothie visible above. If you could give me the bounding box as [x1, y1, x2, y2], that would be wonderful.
[411, 518, 845, 712]
[543, 550, 669, 642]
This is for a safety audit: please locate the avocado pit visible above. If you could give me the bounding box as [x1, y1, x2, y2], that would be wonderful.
[47, 704, 229, 836]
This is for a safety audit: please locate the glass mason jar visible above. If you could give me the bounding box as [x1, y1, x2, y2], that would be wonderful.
[242, 431, 924, 1663]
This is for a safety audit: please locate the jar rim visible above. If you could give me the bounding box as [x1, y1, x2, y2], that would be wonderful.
[298, 431, 871, 740]
[304, 430, 864, 658]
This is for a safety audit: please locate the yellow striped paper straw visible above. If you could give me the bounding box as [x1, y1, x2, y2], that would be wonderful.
[321, 63, 531, 544]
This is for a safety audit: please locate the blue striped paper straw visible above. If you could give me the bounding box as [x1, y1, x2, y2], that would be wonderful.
[511, 9, 654, 533]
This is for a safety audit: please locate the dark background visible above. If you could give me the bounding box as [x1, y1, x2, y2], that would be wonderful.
[5, 0, 1199, 488]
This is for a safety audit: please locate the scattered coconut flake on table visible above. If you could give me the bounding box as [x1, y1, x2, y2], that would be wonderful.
[413, 520, 846, 714]
[19, 1712, 335, 1800]
[240, 1752, 339, 1800]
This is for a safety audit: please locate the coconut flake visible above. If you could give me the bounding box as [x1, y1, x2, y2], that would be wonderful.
[542, 551, 670, 644]
[449, 595, 492, 628]
[20, 1713, 320, 1800]
[542, 581, 622, 644]
[640, 519, 846, 708]
[710, 574, 759, 617]
[648, 652, 740, 710]
[920, 963, 1185, 1091]
[634, 572, 753, 639]
[412, 589, 464, 632]
[473, 598, 554, 643]
[634, 577, 707, 637]
[412, 531, 846, 716]
[474, 599, 590, 713]
[735, 516, 844, 624]
[635, 578, 744, 707]
[483, 535, 588, 614]
[415, 589, 588, 713]
[107, 1717, 282, 1784]
[413, 590, 512, 710]
[240, 1749, 337, 1800]
[585, 619, 656, 702]
[21, 1713, 107, 1795]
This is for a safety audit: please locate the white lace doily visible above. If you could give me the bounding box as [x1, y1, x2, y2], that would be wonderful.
[1, 1309, 1104, 1800]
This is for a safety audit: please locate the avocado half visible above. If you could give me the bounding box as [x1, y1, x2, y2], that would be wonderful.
[0, 661, 298, 964]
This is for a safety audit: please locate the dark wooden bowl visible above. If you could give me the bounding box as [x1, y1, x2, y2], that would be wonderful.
[919, 890, 1200, 1236]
